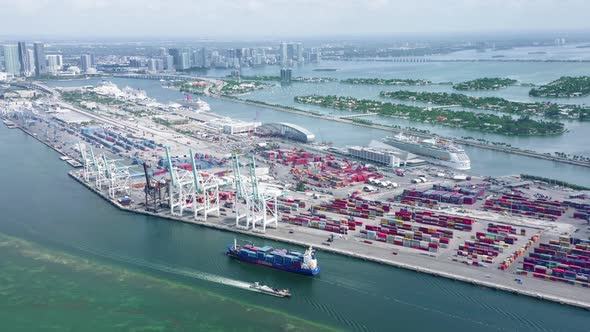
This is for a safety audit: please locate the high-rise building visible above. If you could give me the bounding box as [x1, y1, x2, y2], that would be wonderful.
[296, 43, 304, 63]
[46, 55, 63, 73]
[310, 48, 321, 63]
[199, 47, 208, 68]
[280, 42, 288, 66]
[163, 55, 174, 70]
[26, 49, 35, 74]
[159, 47, 168, 57]
[280, 68, 292, 83]
[33, 42, 47, 77]
[287, 43, 295, 61]
[2, 45, 20, 75]
[80, 54, 92, 72]
[168, 48, 181, 68]
[17, 42, 30, 76]
[180, 53, 190, 70]
[89, 53, 96, 66]
[147, 59, 157, 72]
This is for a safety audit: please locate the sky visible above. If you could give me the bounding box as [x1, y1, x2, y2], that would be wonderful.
[1, 0, 589, 39]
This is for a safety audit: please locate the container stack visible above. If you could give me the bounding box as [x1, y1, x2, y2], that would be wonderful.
[397, 188, 477, 206]
[522, 236, 590, 287]
[564, 200, 590, 221]
[360, 219, 452, 252]
[393, 209, 474, 231]
[483, 193, 566, 220]
[312, 198, 390, 220]
[499, 231, 541, 270]
[281, 213, 351, 235]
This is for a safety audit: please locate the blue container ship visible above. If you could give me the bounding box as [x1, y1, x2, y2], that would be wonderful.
[226, 239, 320, 275]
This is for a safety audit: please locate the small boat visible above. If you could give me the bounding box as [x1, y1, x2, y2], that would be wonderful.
[249, 282, 291, 298]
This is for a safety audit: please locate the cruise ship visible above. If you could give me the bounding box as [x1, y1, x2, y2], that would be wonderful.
[180, 94, 211, 112]
[383, 133, 471, 170]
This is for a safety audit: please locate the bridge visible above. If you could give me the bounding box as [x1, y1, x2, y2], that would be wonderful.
[11, 82, 59, 96]
[336, 112, 378, 119]
[113, 73, 215, 82]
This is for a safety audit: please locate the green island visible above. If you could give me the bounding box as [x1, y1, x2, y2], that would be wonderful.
[221, 80, 271, 95]
[453, 77, 517, 90]
[169, 80, 209, 95]
[520, 174, 590, 191]
[341, 78, 431, 85]
[235, 75, 337, 83]
[294, 95, 565, 136]
[379, 90, 590, 120]
[529, 76, 590, 97]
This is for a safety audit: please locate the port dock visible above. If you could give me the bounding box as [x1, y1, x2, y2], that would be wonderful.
[68, 170, 590, 311]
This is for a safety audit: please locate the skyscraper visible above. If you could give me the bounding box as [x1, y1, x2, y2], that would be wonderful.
[163, 55, 174, 71]
[17, 42, 30, 76]
[26, 49, 35, 74]
[180, 53, 191, 70]
[199, 47, 208, 68]
[287, 43, 295, 61]
[147, 59, 158, 72]
[80, 54, 91, 72]
[2, 45, 20, 75]
[280, 68, 292, 83]
[296, 43, 304, 63]
[280, 42, 288, 66]
[33, 42, 47, 77]
[168, 48, 181, 68]
[46, 55, 63, 73]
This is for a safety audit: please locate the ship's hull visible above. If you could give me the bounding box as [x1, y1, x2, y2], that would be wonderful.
[384, 138, 471, 170]
[227, 251, 320, 275]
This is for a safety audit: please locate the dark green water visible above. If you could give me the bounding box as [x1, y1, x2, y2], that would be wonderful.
[1, 124, 589, 331]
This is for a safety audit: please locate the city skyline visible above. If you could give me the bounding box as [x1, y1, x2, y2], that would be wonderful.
[0, 0, 589, 38]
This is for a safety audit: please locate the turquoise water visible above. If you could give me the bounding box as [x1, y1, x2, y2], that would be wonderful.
[1, 119, 590, 331]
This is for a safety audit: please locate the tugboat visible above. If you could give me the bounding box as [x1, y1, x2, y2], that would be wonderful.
[249, 282, 291, 298]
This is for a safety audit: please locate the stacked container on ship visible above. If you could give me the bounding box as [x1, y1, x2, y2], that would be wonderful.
[226, 239, 320, 275]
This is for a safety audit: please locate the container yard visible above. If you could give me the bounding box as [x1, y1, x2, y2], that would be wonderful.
[2, 83, 590, 311]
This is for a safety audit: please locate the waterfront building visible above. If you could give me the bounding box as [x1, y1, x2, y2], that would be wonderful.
[46, 54, 63, 73]
[280, 67, 292, 83]
[2, 44, 20, 75]
[33, 42, 47, 77]
[80, 54, 92, 72]
[17, 42, 30, 77]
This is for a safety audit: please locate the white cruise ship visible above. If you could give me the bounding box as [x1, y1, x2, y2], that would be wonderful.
[179, 95, 211, 112]
[382, 133, 471, 170]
